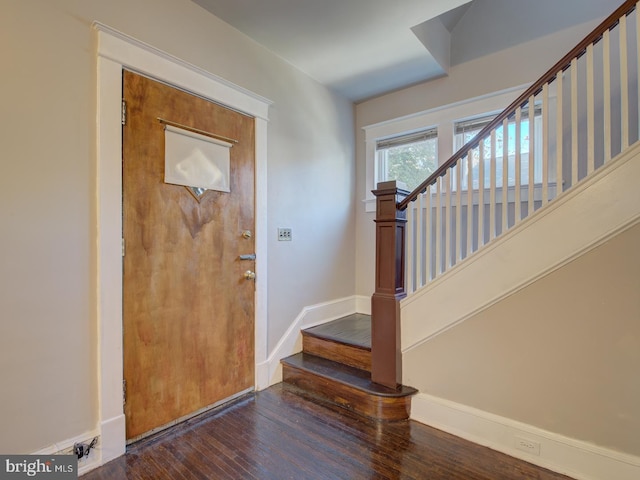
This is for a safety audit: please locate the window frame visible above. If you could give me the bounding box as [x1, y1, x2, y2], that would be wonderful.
[453, 104, 547, 190]
[375, 127, 439, 191]
[362, 86, 527, 213]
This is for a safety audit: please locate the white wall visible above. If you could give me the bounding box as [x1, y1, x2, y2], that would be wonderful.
[0, 0, 354, 454]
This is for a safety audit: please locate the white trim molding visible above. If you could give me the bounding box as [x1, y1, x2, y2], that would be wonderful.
[412, 393, 640, 480]
[401, 141, 640, 352]
[95, 23, 271, 469]
[94, 23, 271, 120]
[257, 296, 366, 389]
[355, 295, 371, 315]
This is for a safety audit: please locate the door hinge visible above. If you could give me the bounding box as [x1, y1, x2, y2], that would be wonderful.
[121, 99, 127, 126]
[122, 238, 125, 257]
[123, 379, 127, 406]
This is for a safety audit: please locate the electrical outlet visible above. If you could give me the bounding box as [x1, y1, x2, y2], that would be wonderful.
[278, 228, 292, 241]
[73, 437, 99, 461]
[515, 436, 541, 456]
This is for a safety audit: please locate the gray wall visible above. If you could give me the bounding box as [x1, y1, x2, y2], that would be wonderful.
[0, 0, 355, 453]
[404, 222, 640, 457]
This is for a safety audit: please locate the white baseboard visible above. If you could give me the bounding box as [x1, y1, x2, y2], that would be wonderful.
[33, 428, 102, 476]
[355, 295, 371, 315]
[412, 393, 640, 480]
[99, 414, 126, 466]
[257, 295, 366, 389]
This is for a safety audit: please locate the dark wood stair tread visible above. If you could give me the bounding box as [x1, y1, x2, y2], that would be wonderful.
[281, 353, 416, 398]
[285, 314, 415, 420]
[303, 313, 371, 349]
[302, 314, 372, 371]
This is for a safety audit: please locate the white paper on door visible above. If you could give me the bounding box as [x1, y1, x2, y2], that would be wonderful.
[164, 124, 232, 193]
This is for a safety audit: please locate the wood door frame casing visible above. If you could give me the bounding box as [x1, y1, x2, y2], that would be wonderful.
[95, 23, 271, 465]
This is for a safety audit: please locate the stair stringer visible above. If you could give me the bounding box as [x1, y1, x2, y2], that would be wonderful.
[401, 141, 640, 354]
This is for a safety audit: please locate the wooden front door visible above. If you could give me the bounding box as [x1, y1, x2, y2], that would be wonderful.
[122, 71, 255, 440]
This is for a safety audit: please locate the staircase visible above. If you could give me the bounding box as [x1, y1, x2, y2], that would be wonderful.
[371, 0, 640, 388]
[281, 314, 417, 421]
[282, 0, 637, 428]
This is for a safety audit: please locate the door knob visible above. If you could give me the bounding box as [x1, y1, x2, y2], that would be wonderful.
[244, 270, 256, 280]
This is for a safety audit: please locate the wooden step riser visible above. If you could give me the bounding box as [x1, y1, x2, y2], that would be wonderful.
[302, 334, 371, 372]
[282, 363, 411, 421]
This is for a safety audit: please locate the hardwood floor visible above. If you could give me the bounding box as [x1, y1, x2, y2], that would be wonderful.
[84, 384, 574, 480]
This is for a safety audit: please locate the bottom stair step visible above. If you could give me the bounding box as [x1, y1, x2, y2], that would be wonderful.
[281, 353, 417, 421]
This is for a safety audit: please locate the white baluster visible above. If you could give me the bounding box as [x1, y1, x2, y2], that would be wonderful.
[528, 95, 535, 213]
[444, 169, 452, 271]
[502, 118, 508, 231]
[455, 161, 462, 263]
[637, 7, 640, 141]
[417, 191, 425, 288]
[467, 153, 473, 256]
[542, 83, 549, 206]
[620, 13, 630, 150]
[489, 130, 497, 240]
[435, 176, 442, 276]
[556, 71, 564, 193]
[603, 29, 612, 163]
[425, 184, 432, 281]
[406, 199, 415, 294]
[571, 57, 578, 187]
[478, 142, 484, 248]
[586, 43, 595, 175]
[515, 107, 522, 223]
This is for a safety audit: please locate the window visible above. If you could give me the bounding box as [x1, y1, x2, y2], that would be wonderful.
[454, 106, 543, 189]
[363, 85, 527, 212]
[376, 128, 437, 191]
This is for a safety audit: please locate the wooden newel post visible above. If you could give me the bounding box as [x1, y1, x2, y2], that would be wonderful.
[371, 180, 409, 389]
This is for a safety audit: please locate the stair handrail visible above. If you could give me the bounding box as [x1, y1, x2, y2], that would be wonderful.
[398, 0, 637, 211]
[371, 0, 638, 390]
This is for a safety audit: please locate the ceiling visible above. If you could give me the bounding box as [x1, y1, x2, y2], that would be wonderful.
[192, 0, 619, 102]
